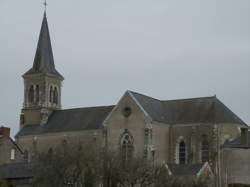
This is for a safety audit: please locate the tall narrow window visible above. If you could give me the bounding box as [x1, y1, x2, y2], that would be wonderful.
[10, 149, 15, 160]
[201, 135, 209, 163]
[121, 133, 134, 161]
[49, 86, 53, 103]
[145, 128, 149, 145]
[53, 87, 58, 104]
[35, 85, 40, 103]
[62, 139, 68, 155]
[179, 141, 186, 164]
[20, 113, 25, 125]
[28, 86, 34, 103]
[23, 150, 29, 162]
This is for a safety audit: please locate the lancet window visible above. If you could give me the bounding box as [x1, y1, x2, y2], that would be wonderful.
[49, 86, 53, 103]
[179, 141, 186, 164]
[35, 85, 40, 103]
[201, 135, 209, 163]
[53, 87, 58, 104]
[28, 86, 34, 103]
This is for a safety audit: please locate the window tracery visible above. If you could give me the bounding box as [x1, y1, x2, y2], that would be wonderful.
[121, 132, 134, 161]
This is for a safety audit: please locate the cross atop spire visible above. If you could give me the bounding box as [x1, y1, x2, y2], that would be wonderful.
[43, 0, 48, 12]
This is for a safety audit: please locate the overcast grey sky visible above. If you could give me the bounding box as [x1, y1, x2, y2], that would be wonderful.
[0, 0, 249, 137]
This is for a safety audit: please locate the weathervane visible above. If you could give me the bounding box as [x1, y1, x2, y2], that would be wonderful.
[43, 0, 48, 11]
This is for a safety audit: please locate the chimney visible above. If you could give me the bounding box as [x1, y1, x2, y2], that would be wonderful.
[240, 128, 249, 146]
[0, 126, 10, 138]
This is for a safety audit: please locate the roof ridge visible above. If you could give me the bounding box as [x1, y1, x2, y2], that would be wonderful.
[128, 90, 162, 102]
[59, 105, 115, 112]
[162, 96, 216, 102]
[129, 90, 216, 103]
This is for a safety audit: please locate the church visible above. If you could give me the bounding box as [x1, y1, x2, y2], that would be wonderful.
[0, 11, 250, 187]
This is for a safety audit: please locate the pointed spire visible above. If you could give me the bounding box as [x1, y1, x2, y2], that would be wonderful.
[23, 12, 64, 80]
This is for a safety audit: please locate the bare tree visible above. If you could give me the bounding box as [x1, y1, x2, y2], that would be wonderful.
[32, 143, 101, 187]
[32, 143, 213, 187]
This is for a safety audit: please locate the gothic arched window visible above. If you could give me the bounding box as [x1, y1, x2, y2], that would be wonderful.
[179, 141, 186, 164]
[28, 86, 34, 103]
[201, 135, 209, 163]
[53, 87, 58, 104]
[35, 85, 40, 103]
[49, 86, 53, 103]
[121, 133, 134, 161]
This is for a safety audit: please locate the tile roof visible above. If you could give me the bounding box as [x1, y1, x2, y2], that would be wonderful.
[223, 131, 250, 149]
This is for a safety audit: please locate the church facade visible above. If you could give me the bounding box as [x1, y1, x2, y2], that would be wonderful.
[1, 12, 250, 187]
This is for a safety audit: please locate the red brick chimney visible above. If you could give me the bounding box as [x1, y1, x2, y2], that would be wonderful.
[0, 126, 10, 138]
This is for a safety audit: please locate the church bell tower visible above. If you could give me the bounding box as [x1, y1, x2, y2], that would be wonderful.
[20, 12, 64, 127]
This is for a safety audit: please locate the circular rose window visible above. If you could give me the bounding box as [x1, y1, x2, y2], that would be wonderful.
[122, 107, 132, 117]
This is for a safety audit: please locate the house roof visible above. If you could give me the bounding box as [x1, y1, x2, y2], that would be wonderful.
[167, 163, 205, 176]
[9, 137, 23, 154]
[223, 131, 250, 149]
[0, 163, 34, 179]
[130, 91, 247, 126]
[16, 105, 114, 137]
[23, 12, 63, 79]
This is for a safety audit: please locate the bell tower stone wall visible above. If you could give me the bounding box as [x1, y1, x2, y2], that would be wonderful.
[19, 12, 64, 128]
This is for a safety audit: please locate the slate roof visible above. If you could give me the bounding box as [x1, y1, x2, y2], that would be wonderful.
[223, 131, 250, 149]
[167, 163, 204, 176]
[16, 106, 114, 137]
[0, 163, 34, 179]
[130, 91, 247, 126]
[16, 91, 247, 137]
[23, 12, 63, 79]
